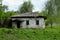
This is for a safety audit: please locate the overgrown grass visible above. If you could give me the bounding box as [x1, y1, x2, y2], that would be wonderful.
[0, 26, 60, 40]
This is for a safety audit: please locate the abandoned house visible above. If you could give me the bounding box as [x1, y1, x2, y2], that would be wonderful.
[11, 12, 46, 29]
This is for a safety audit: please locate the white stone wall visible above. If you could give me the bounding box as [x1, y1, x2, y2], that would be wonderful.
[12, 22, 17, 28]
[12, 18, 45, 29]
[39, 18, 45, 29]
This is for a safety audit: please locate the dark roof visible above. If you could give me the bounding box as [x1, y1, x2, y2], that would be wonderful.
[11, 12, 46, 19]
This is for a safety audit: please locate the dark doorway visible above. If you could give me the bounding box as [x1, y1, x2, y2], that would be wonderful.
[17, 21, 20, 28]
[16, 20, 23, 28]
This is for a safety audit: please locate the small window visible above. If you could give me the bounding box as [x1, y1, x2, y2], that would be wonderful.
[26, 20, 29, 25]
[36, 20, 39, 25]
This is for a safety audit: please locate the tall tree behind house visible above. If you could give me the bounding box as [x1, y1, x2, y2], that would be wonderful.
[19, 1, 33, 13]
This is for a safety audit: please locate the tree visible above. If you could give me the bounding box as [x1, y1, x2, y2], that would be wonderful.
[2, 11, 18, 27]
[19, 1, 33, 13]
[45, 0, 57, 27]
[54, 0, 60, 24]
[0, 0, 8, 27]
[0, 0, 18, 27]
[45, 0, 60, 27]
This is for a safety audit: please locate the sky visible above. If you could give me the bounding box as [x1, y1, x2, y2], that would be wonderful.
[2, 0, 48, 12]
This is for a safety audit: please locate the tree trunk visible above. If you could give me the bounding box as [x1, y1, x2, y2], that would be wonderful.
[51, 22, 53, 28]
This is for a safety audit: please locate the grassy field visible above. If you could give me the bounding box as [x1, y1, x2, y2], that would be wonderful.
[0, 27, 60, 40]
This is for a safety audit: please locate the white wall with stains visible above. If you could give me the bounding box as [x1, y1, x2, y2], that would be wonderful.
[12, 18, 45, 29]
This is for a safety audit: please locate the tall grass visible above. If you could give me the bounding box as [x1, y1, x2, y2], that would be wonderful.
[0, 26, 60, 40]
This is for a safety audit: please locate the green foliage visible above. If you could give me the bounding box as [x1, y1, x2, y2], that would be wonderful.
[46, 0, 55, 22]
[0, 0, 18, 27]
[0, 27, 60, 40]
[40, 10, 48, 16]
[45, 0, 60, 27]
[6, 11, 19, 19]
[0, 0, 8, 27]
[19, 1, 33, 13]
